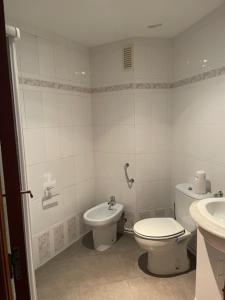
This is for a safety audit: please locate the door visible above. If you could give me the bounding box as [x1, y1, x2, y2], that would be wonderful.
[0, 180, 13, 300]
[0, 0, 31, 298]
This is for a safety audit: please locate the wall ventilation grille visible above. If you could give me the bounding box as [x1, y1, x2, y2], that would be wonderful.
[123, 46, 133, 70]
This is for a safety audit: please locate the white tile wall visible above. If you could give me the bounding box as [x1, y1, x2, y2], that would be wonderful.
[92, 90, 135, 126]
[69, 46, 90, 87]
[38, 37, 55, 80]
[45, 127, 60, 161]
[75, 152, 94, 183]
[92, 39, 172, 222]
[54, 44, 71, 82]
[43, 91, 60, 127]
[58, 93, 74, 126]
[23, 89, 44, 128]
[134, 38, 173, 83]
[17, 32, 40, 77]
[28, 163, 46, 199]
[72, 94, 92, 125]
[58, 126, 74, 158]
[23, 128, 46, 165]
[90, 39, 135, 88]
[171, 75, 225, 197]
[134, 89, 172, 126]
[61, 186, 77, 218]
[94, 125, 135, 154]
[136, 180, 170, 211]
[19, 34, 174, 253]
[172, 4, 225, 205]
[136, 152, 170, 182]
[17, 4, 225, 272]
[73, 126, 93, 155]
[17, 31, 94, 268]
[76, 179, 95, 214]
[173, 4, 225, 81]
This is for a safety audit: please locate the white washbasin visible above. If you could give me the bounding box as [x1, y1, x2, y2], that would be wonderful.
[190, 198, 225, 252]
[83, 202, 124, 227]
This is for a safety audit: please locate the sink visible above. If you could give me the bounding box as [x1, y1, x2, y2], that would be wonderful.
[206, 200, 225, 224]
[190, 198, 225, 252]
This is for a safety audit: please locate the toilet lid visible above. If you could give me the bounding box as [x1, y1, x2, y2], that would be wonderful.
[134, 218, 185, 240]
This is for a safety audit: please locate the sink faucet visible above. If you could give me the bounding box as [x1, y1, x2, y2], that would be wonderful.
[108, 196, 116, 210]
[214, 190, 223, 198]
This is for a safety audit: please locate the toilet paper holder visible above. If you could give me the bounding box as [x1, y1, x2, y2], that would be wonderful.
[42, 185, 59, 209]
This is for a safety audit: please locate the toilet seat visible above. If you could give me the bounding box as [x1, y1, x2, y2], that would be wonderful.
[134, 218, 185, 240]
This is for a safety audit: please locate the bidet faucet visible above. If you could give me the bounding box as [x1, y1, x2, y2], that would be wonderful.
[108, 196, 116, 210]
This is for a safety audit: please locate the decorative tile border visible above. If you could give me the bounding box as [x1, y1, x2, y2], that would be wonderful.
[38, 231, 51, 265]
[34, 215, 80, 269]
[67, 216, 77, 244]
[92, 83, 135, 93]
[172, 65, 225, 88]
[19, 77, 173, 93]
[78, 212, 89, 236]
[53, 223, 65, 253]
[92, 82, 172, 93]
[19, 65, 225, 93]
[19, 77, 92, 94]
[135, 82, 172, 89]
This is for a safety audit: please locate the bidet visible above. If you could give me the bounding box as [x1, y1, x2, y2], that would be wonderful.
[83, 201, 124, 251]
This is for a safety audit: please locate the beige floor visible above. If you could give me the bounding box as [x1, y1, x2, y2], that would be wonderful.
[36, 233, 196, 300]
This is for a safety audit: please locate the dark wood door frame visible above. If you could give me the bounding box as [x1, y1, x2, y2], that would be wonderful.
[0, 181, 13, 300]
[0, 0, 31, 298]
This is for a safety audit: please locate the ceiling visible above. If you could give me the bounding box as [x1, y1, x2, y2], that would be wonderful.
[4, 0, 225, 47]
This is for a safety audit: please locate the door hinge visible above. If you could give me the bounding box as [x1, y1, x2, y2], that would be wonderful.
[9, 247, 22, 280]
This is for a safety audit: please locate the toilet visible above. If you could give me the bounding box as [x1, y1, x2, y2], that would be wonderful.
[134, 183, 211, 275]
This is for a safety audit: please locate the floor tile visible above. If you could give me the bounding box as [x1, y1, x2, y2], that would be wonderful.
[36, 233, 196, 300]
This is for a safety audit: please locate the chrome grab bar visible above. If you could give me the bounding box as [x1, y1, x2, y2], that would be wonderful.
[124, 163, 134, 188]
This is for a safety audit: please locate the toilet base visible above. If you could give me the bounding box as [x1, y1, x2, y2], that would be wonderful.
[147, 241, 190, 275]
[93, 223, 117, 251]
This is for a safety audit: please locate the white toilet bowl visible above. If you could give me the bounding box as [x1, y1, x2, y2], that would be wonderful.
[83, 202, 124, 251]
[134, 218, 191, 275]
[134, 183, 212, 275]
